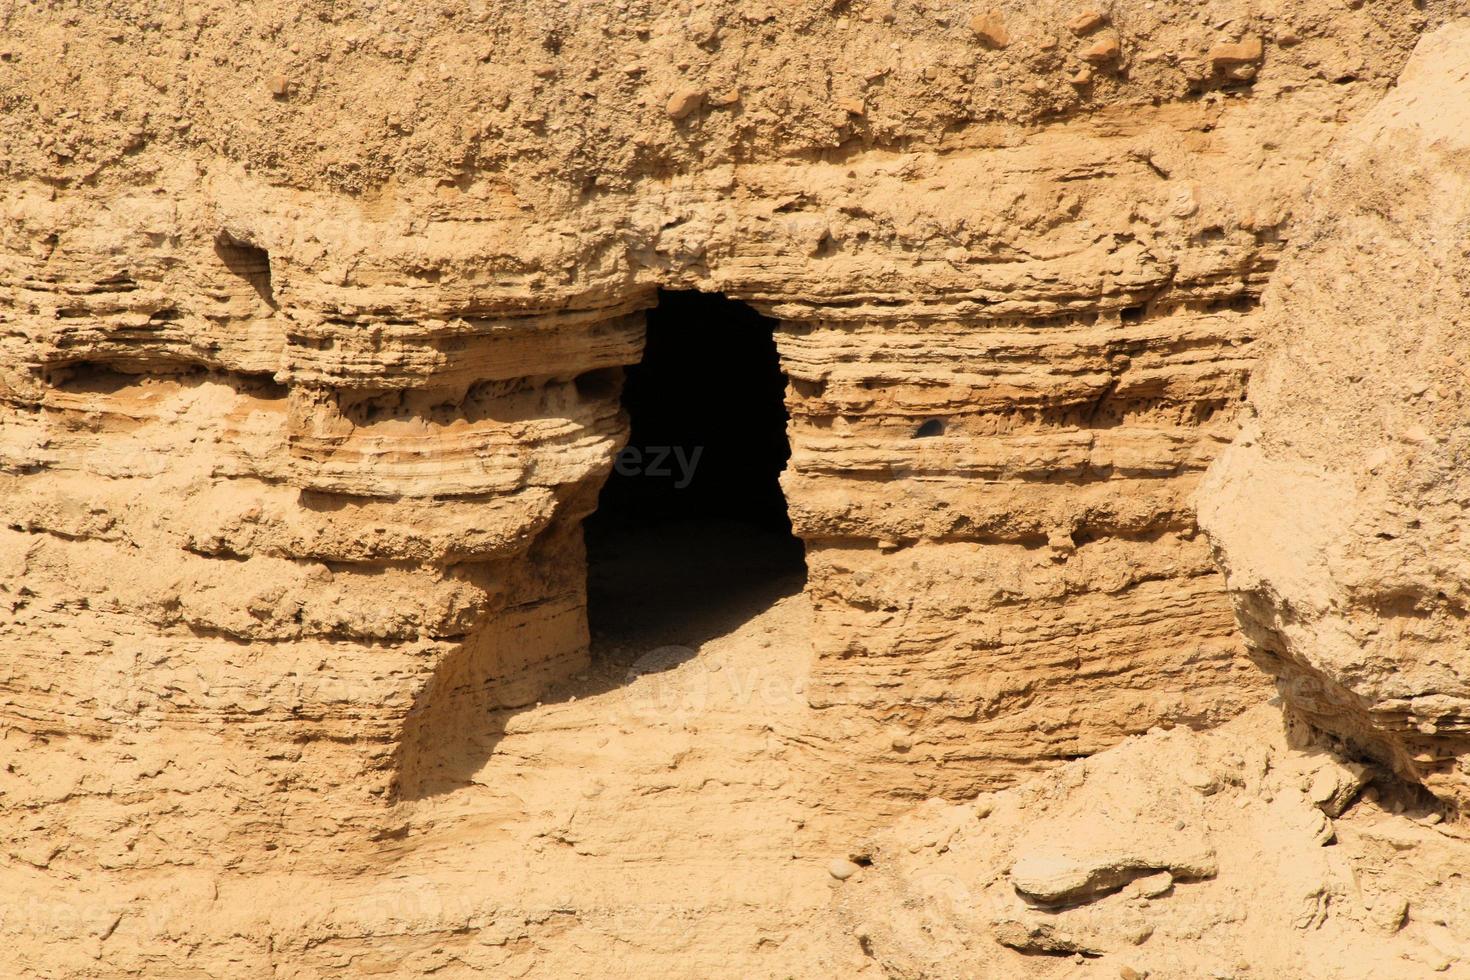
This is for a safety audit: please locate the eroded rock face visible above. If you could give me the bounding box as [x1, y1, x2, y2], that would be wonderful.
[1200, 21, 1470, 811]
[0, 109, 1302, 864]
[0, 2, 1459, 974]
[0, 0, 1447, 860]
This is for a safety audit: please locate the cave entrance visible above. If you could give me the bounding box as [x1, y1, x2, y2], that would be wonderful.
[584, 290, 806, 654]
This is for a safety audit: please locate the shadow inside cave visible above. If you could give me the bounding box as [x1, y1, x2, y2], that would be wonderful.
[395, 290, 807, 803]
[584, 290, 807, 658]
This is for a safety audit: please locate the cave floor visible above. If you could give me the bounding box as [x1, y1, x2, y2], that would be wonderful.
[367, 526, 861, 978]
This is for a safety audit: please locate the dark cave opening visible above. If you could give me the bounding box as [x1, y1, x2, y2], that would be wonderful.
[584, 290, 807, 650]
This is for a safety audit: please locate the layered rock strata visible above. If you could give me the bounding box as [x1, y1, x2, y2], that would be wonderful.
[0, 0, 1449, 884]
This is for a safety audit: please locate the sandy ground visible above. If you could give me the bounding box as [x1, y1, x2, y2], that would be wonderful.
[374, 521, 868, 977]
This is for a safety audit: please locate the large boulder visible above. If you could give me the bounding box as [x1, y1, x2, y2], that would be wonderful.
[1200, 22, 1470, 809]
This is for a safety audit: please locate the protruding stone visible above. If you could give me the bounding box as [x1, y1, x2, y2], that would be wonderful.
[1306, 761, 1370, 817]
[1368, 894, 1409, 934]
[1011, 846, 1216, 905]
[1068, 9, 1107, 36]
[685, 9, 721, 48]
[269, 74, 291, 98]
[666, 87, 705, 120]
[1080, 34, 1121, 65]
[1179, 764, 1220, 795]
[1134, 870, 1173, 898]
[828, 858, 862, 880]
[968, 10, 1010, 49]
[1210, 35, 1264, 67]
[1047, 528, 1077, 555]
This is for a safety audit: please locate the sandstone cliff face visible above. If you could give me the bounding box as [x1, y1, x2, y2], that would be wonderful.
[0, 1, 1460, 975]
[1201, 21, 1470, 812]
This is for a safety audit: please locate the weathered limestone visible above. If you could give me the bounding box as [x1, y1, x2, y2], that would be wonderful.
[1201, 22, 1470, 811]
[0, 1, 1461, 975]
[836, 706, 1468, 977]
[1, 99, 1319, 858]
[0, 0, 1447, 860]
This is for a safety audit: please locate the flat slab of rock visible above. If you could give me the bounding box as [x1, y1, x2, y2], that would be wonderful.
[1012, 844, 1216, 905]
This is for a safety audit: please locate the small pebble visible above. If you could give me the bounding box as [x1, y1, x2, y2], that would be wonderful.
[828, 858, 862, 881]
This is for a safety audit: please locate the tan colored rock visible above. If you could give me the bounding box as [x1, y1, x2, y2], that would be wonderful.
[1210, 34, 1264, 67]
[0, 1, 1461, 976]
[1080, 33, 1122, 64]
[666, 86, 705, 119]
[1011, 844, 1216, 905]
[1069, 9, 1108, 36]
[969, 10, 1010, 49]
[838, 707, 1470, 976]
[1209, 34, 1265, 81]
[1201, 22, 1470, 810]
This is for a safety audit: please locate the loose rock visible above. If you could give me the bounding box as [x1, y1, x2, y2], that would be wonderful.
[1080, 34, 1121, 65]
[968, 10, 1010, 49]
[1068, 9, 1107, 36]
[1011, 847, 1216, 905]
[1209, 35, 1264, 68]
[666, 87, 705, 120]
